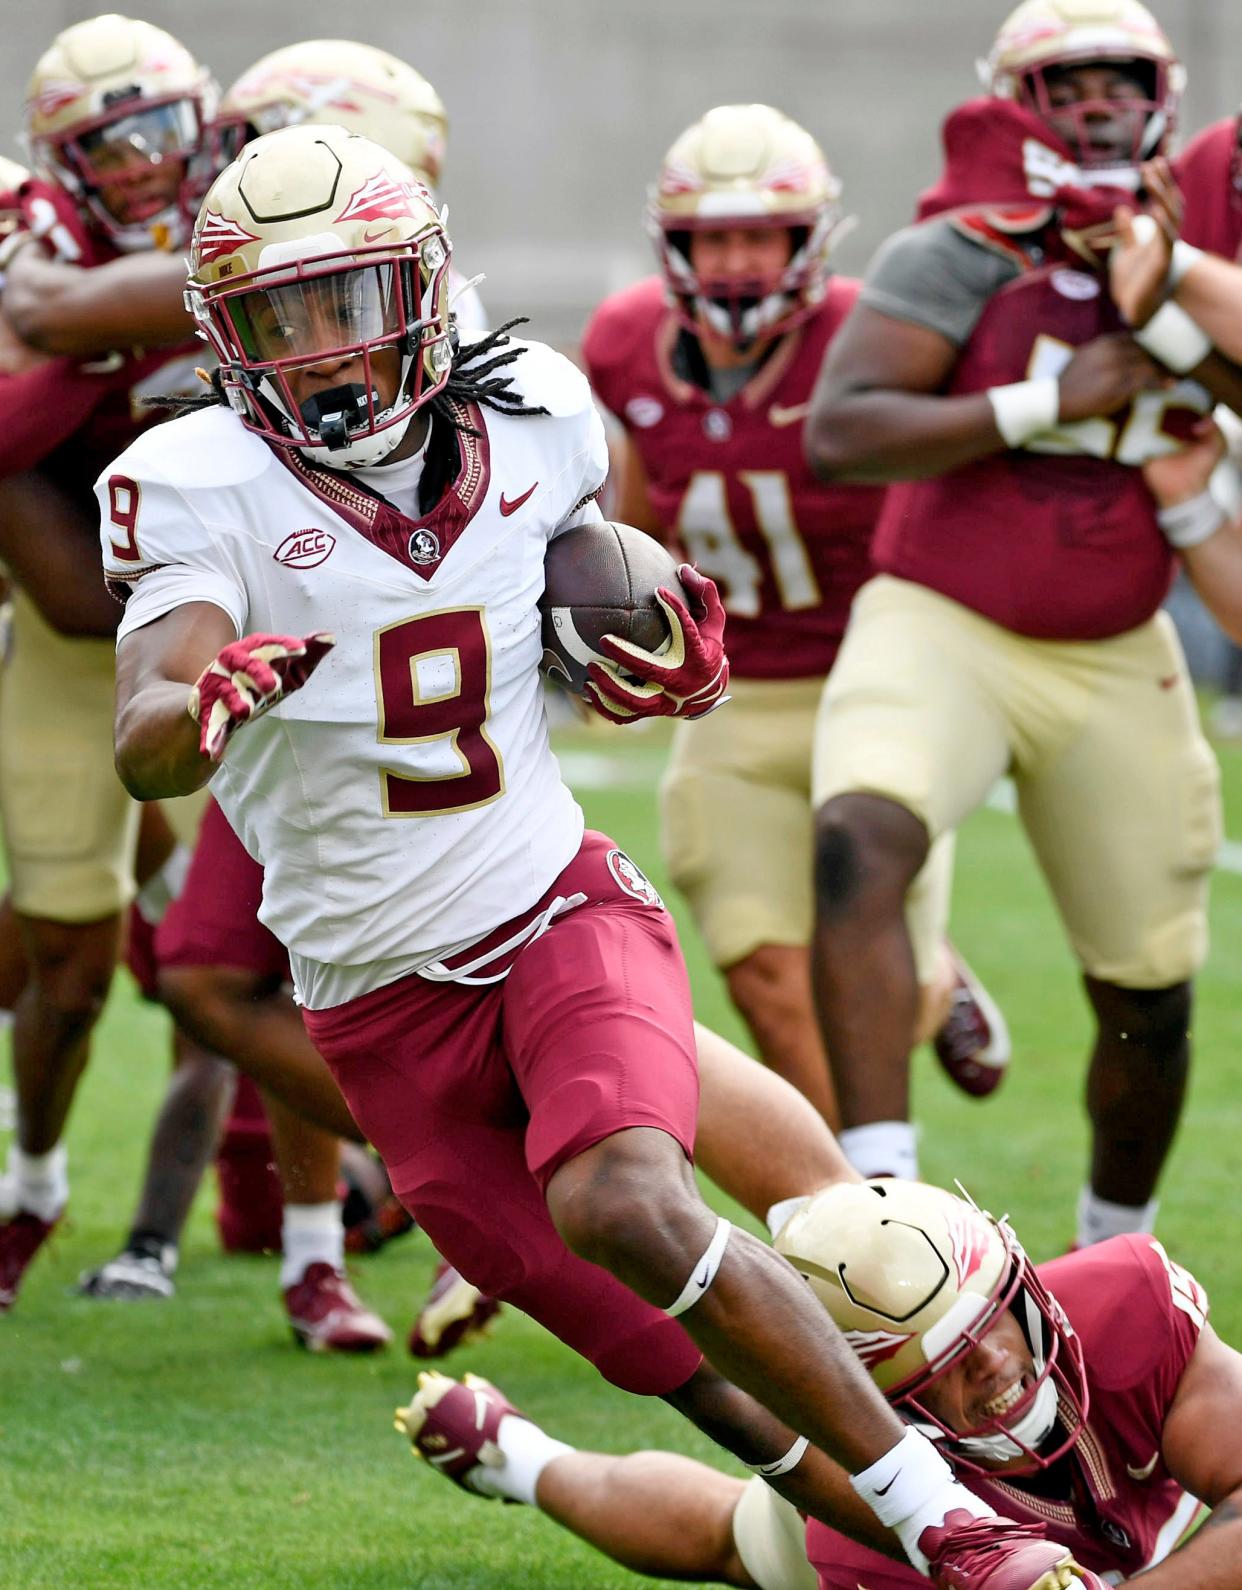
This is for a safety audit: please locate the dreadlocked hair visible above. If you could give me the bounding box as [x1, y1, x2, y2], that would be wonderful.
[142, 364, 229, 416]
[416, 316, 549, 513]
[142, 316, 551, 515]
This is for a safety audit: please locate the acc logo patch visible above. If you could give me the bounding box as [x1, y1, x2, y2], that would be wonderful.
[274, 528, 336, 568]
[607, 849, 663, 908]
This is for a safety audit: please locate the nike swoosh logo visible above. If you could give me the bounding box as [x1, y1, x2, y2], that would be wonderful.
[1126, 1451, 1160, 1481]
[768, 401, 810, 428]
[363, 223, 393, 243]
[499, 483, 538, 516]
[695, 1264, 711, 1289]
[873, 1475, 898, 1496]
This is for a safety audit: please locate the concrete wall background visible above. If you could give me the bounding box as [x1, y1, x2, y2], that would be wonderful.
[2, 1, 1239, 340]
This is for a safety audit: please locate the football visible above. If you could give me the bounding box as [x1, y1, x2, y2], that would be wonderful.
[540, 520, 681, 696]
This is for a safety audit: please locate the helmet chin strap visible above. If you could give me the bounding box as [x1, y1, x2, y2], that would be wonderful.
[938, 1286, 1060, 1464]
[284, 380, 414, 470]
[952, 1375, 1060, 1464]
[699, 288, 793, 348]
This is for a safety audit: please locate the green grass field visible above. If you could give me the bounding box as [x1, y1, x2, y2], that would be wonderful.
[3, 719, 1242, 1588]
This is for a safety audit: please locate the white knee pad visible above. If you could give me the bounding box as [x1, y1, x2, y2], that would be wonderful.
[665, 1215, 732, 1318]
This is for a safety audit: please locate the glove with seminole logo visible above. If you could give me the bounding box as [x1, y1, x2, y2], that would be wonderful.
[189, 631, 336, 760]
[586, 564, 730, 724]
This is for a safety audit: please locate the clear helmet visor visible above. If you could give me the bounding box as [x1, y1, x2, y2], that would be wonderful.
[63, 97, 202, 239]
[225, 263, 403, 364]
[74, 97, 199, 183]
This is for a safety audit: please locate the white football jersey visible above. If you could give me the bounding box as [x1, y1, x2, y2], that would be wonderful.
[98, 339, 608, 1008]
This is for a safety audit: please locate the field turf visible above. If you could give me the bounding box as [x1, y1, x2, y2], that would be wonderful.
[3, 717, 1242, 1588]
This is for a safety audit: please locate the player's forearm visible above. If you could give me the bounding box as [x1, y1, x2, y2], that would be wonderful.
[1181, 351, 1242, 419]
[804, 389, 1006, 483]
[3, 251, 191, 356]
[1180, 519, 1242, 646]
[1126, 1492, 1242, 1588]
[1173, 254, 1242, 366]
[114, 681, 216, 800]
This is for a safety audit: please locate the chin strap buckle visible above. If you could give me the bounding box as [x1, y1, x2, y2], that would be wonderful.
[299, 383, 377, 451]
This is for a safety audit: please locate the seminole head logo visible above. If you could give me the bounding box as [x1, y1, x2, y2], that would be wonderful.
[606, 849, 662, 908]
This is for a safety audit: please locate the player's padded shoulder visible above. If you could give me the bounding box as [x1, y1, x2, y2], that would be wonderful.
[581, 277, 667, 406]
[1040, 1234, 1208, 1393]
[100, 403, 273, 494]
[494, 335, 596, 421]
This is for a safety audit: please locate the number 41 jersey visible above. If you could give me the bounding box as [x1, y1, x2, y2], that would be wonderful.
[583, 276, 884, 680]
[97, 339, 606, 1008]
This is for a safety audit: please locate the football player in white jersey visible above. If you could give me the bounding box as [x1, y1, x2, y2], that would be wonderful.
[97, 125, 1085, 1590]
[81, 34, 482, 1348]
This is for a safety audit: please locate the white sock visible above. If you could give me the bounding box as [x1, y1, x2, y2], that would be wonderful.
[280, 1201, 344, 1289]
[472, 1414, 574, 1507]
[1076, 1187, 1158, 1248]
[135, 843, 193, 925]
[6, 1143, 69, 1222]
[765, 1194, 811, 1239]
[839, 1121, 919, 1181]
[851, 1427, 993, 1573]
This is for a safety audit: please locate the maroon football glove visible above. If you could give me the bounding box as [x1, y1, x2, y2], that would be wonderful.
[188, 631, 336, 761]
[586, 565, 730, 725]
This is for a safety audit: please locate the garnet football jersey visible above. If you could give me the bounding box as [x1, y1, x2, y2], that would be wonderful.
[1177, 116, 1242, 262]
[98, 339, 607, 1008]
[806, 1235, 1207, 1589]
[582, 276, 883, 679]
[0, 176, 201, 479]
[867, 221, 1211, 639]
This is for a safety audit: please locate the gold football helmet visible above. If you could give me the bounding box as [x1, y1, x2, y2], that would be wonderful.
[213, 40, 447, 190]
[23, 13, 214, 251]
[776, 1179, 1088, 1473]
[647, 103, 844, 350]
[981, 0, 1183, 170]
[187, 123, 453, 469]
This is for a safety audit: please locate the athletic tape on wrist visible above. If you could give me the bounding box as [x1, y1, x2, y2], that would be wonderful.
[1157, 487, 1228, 549]
[665, 1215, 731, 1318]
[1135, 301, 1212, 374]
[986, 378, 1059, 448]
[747, 1436, 810, 1478]
[1170, 239, 1205, 290]
[850, 1426, 955, 1529]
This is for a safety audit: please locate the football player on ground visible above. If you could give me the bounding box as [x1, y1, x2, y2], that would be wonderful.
[403, 1179, 1231, 1590]
[0, 13, 225, 1312]
[99, 122, 1090, 1590]
[80, 36, 470, 1345]
[582, 105, 1010, 1126]
[801, 0, 1238, 1243]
